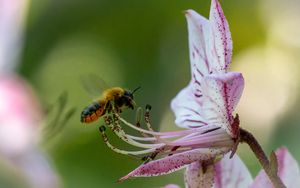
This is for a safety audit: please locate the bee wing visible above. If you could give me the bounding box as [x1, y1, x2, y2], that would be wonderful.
[80, 74, 111, 99]
[43, 92, 76, 141]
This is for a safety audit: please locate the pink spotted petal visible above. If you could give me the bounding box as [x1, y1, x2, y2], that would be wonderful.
[208, 0, 232, 71]
[118, 147, 230, 182]
[184, 0, 232, 104]
[251, 147, 300, 188]
[185, 161, 214, 188]
[171, 83, 207, 129]
[202, 72, 244, 137]
[214, 153, 252, 188]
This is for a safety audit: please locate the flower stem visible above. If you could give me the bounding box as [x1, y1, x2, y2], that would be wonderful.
[239, 128, 286, 188]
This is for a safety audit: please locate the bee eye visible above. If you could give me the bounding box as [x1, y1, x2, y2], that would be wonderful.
[124, 90, 133, 99]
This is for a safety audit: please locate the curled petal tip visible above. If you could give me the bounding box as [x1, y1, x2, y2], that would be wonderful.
[184, 9, 202, 20]
[118, 172, 135, 182]
[184, 9, 193, 16]
[117, 176, 127, 183]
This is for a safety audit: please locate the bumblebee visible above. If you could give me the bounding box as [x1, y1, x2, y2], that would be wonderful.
[81, 87, 140, 123]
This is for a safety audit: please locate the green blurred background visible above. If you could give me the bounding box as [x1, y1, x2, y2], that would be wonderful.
[5, 0, 300, 187]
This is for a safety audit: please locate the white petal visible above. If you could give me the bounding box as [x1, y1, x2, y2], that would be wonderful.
[171, 83, 207, 128]
[185, 9, 211, 103]
[202, 72, 244, 137]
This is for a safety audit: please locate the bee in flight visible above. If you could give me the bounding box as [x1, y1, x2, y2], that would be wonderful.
[81, 87, 140, 123]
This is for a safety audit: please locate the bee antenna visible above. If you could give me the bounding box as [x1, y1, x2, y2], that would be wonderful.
[132, 86, 141, 94]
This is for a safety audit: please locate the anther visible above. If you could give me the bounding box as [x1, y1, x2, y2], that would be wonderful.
[145, 104, 152, 111]
[99, 125, 106, 133]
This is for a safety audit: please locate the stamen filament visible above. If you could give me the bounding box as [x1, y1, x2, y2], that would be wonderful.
[118, 114, 213, 137]
[107, 119, 164, 149]
[99, 106, 234, 165]
[171, 134, 232, 146]
[144, 105, 168, 144]
[99, 126, 159, 156]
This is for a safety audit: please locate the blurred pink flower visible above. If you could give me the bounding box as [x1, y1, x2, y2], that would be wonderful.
[0, 75, 41, 156]
[0, 0, 61, 187]
[109, 0, 244, 182]
[163, 147, 300, 188]
[0, 75, 61, 188]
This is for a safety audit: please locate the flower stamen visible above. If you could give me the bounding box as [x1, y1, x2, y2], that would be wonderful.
[98, 105, 234, 164]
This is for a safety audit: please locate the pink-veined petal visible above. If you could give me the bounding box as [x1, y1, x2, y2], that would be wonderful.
[118, 147, 230, 182]
[172, 1, 235, 130]
[213, 153, 252, 188]
[208, 0, 232, 72]
[251, 147, 300, 188]
[185, 161, 214, 188]
[202, 72, 244, 137]
[171, 83, 207, 128]
[185, 9, 211, 103]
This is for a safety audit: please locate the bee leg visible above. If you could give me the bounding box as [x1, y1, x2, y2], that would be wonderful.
[114, 106, 121, 114]
[106, 101, 112, 113]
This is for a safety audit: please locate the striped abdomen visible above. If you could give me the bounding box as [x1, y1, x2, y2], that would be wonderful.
[81, 100, 107, 123]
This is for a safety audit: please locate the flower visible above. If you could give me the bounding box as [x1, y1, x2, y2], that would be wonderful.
[98, 0, 245, 183]
[0, 0, 61, 187]
[0, 75, 61, 188]
[164, 147, 300, 188]
[171, 0, 243, 139]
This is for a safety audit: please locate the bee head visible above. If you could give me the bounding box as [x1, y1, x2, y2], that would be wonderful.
[124, 86, 141, 99]
[124, 87, 140, 109]
[124, 90, 134, 99]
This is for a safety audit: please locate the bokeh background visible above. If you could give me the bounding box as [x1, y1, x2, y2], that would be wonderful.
[1, 0, 300, 187]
